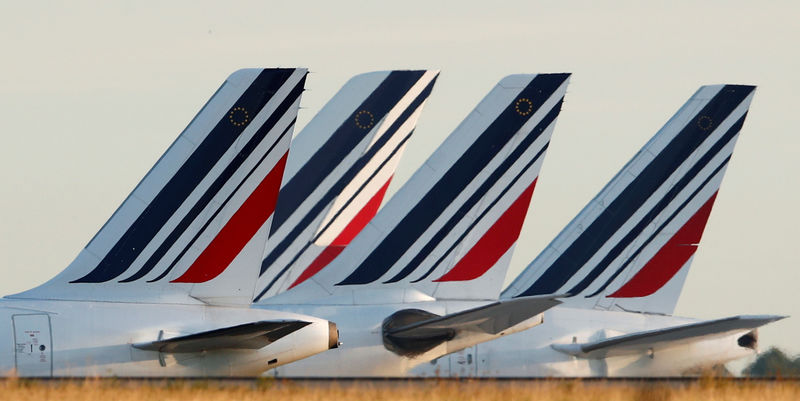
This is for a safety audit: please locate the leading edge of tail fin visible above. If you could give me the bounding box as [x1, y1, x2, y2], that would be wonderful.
[254, 70, 439, 302]
[270, 73, 570, 303]
[502, 84, 756, 315]
[12, 68, 308, 305]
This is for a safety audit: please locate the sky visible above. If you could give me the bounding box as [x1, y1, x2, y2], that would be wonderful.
[0, 1, 797, 369]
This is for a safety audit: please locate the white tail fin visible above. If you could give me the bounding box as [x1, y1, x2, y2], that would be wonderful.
[254, 70, 439, 301]
[12, 68, 308, 305]
[502, 84, 756, 315]
[268, 73, 571, 304]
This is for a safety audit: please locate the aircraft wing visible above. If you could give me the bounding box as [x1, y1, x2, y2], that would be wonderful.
[384, 295, 561, 340]
[133, 320, 311, 353]
[552, 315, 785, 359]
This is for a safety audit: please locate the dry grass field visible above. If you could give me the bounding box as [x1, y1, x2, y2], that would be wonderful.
[0, 378, 798, 401]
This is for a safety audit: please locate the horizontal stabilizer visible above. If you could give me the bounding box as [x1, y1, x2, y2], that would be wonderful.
[552, 315, 785, 359]
[133, 320, 310, 353]
[394, 295, 563, 336]
[383, 295, 562, 356]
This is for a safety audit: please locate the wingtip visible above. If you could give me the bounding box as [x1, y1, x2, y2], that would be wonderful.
[736, 314, 788, 323]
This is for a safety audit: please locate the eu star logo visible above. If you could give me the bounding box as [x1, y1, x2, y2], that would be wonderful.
[354, 110, 375, 129]
[515, 98, 533, 116]
[697, 115, 713, 131]
[228, 106, 250, 127]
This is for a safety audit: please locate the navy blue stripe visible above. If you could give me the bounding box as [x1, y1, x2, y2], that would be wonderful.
[584, 155, 732, 298]
[84, 83, 229, 251]
[408, 141, 551, 283]
[394, 103, 560, 284]
[119, 79, 306, 283]
[258, 76, 436, 277]
[253, 82, 437, 301]
[337, 74, 570, 286]
[270, 71, 427, 234]
[572, 114, 745, 297]
[516, 85, 753, 297]
[252, 128, 416, 302]
[308, 83, 436, 242]
[563, 116, 745, 296]
[144, 119, 297, 283]
[312, 130, 412, 243]
[73, 69, 298, 283]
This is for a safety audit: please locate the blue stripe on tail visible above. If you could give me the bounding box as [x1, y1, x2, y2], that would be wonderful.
[73, 69, 297, 283]
[337, 74, 569, 286]
[516, 85, 754, 297]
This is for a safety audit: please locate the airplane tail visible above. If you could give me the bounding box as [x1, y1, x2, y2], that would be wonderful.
[254, 70, 439, 302]
[267, 73, 571, 303]
[502, 84, 756, 315]
[11, 68, 308, 305]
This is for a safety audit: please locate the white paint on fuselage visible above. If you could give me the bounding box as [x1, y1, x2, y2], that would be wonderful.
[0, 298, 333, 377]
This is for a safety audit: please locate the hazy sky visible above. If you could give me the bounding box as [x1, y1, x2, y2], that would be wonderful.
[0, 1, 797, 366]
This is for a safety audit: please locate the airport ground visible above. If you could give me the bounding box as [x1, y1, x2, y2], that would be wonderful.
[0, 377, 798, 401]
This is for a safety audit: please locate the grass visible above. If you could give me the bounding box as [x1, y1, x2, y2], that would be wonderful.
[0, 377, 798, 401]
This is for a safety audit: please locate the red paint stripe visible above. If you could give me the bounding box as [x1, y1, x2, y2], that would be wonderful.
[331, 176, 393, 247]
[434, 178, 538, 282]
[288, 176, 393, 289]
[172, 153, 289, 283]
[288, 245, 346, 289]
[608, 192, 718, 298]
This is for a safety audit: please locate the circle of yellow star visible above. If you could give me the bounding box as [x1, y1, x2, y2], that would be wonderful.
[697, 115, 713, 131]
[515, 98, 533, 116]
[229, 106, 250, 127]
[354, 110, 375, 129]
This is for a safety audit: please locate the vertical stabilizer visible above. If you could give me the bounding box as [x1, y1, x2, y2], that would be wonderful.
[502, 85, 756, 315]
[12, 68, 308, 305]
[254, 70, 439, 301]
[267, 73, 571, 304]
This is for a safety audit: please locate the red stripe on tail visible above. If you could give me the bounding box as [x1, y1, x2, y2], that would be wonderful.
[608, 192, 718, 298]
[331, 176, 393, 246]
[289, 246, 346, 289]
[288, 176, 393, 289]
[434, 179, 537, 282]
[172, 153, 289, 283]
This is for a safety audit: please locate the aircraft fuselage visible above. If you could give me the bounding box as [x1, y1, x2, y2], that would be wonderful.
[0, 298, 333, 377]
